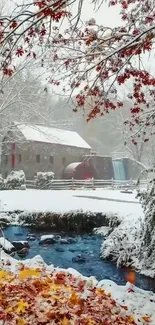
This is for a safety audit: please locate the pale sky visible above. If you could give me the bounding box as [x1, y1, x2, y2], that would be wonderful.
[80, 0, 122, 27]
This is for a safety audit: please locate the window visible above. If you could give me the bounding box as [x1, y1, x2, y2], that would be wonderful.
[4, 155, 8, 165]
[50, 156, 54, 164]
[62, 157, 66, 165]
[36, 154, 40, 163]
[18, 154, 22, 163]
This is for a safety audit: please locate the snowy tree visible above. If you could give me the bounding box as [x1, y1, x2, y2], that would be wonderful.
[0, 66, 62, 147]
[138, 177, 155, 271]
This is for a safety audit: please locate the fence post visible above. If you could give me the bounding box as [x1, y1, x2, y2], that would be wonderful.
[92, 177, 94, 189]
[111, 178, 114, 190]
[130, 178, 133, 190]
[72, 177, 74, 187]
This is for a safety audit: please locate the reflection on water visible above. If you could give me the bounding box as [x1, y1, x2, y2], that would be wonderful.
[4, 226, 155, 292]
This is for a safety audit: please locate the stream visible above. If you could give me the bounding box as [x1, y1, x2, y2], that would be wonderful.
[3, 225, 155, 292]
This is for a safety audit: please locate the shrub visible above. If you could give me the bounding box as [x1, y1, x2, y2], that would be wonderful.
[35, 171, 54, 189]
[0, 174, 5, 190]
[5, 170, 26, 189]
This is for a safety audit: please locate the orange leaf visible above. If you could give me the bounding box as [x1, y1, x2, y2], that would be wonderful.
[61, 316, 71, 325]
[127, 315, 135, 323]
[96, 288, 105, 295]
[126, 271, 136, 284]
[19, 268, 40, 280]
[142, 316, 152, 323]
[69, 291, 83, 306]
[17, 318, 27, 325]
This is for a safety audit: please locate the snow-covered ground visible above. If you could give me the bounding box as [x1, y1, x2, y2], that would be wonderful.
[0, 189, 143, 221]
[0, 251, 155, 325]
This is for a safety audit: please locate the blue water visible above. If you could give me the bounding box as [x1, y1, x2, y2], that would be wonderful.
[3, 226, 155, 292]
[112, 160, 126, 180]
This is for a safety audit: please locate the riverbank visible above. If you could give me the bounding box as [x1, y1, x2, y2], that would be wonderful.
[0, 189, 147, 276]
[3, 225, 155, 293]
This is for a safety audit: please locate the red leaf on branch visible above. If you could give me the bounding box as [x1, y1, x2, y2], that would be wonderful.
[33, 52, 36, 59]
[10, 20, 18, 29]
[2, 67, 14, 76]
[144, 138, 149, 142]
[16, 48, 24, 57]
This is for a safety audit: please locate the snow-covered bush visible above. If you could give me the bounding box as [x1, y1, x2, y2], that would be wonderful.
[101, 218, 142, 267]
[35, 171, 54, 189]
[5, 170, 26, 189]
[0, 174, 5, 190]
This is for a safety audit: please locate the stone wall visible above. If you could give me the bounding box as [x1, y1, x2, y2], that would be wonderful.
[1, 139, 91, 179]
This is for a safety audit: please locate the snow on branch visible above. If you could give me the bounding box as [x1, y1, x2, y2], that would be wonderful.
[0, 0, 155, 143]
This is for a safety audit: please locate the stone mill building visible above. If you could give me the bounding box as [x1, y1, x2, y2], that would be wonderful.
[1, 123, 91, 179]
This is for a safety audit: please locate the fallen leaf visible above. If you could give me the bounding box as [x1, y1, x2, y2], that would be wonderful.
[142, 316, 152, 323]
[87, 319, 96, 324]
[0, 270, 8, 279]
[16, 300, 28, 314]
[6, 307, 13, 313]
[69, 291, 83, 306]
[61, 316, 71, 325]
[120, 305, 128, 310]
[127, 315, 135, 323]
[17, 318, 27, 325]
[19, 268, 40, 279]
[126, 271, 136, 284]
[96, 288, 105, 295]
[128, 287, 134, 293]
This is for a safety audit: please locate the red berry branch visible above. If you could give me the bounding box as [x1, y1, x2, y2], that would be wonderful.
[0, 0, 155, 142]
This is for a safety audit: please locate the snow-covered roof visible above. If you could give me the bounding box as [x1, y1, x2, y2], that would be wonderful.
[15, 123, 91, 149]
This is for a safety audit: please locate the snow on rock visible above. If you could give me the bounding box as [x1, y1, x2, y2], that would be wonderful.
[0, 237, 15, 252]
[0, 251, 47, 272]
[40, 234, 55, 241]
[0, 252, 155, 324]
[12, 241, 29, 250]
[39, 234, 56, 244]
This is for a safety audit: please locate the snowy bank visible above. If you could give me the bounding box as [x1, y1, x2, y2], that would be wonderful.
[0, 189, 147, 273]
[17, 210, 120, 232]
[0, 251, 154, 325]
[0, 189, 140, 217]
[0, 189, 143, 230]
